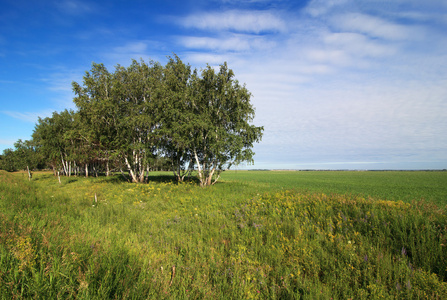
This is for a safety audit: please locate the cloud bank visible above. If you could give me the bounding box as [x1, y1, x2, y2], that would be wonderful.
[172, 0, 447, 169]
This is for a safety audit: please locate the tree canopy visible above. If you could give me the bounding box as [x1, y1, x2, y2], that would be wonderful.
[2, 55, 263, 186]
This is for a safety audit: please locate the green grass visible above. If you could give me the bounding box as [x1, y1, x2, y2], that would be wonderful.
[1, 170, 447, 299]
[221, 170, 447, 206]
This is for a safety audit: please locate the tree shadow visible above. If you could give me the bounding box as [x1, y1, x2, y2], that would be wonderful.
[146, 175, 178, 184]
[98, 174, 129, 184]
[32, 172, 221, 187]
[97, 174, 201, 185]
[32, 174, 54, 181]
[146, 174, 201, 185]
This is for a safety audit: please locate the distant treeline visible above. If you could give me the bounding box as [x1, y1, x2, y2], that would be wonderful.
[0, 55, 263, 186]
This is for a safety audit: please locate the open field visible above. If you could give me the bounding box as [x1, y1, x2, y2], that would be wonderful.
[1, 170, 447, 299]
[221, 170, 447, 207]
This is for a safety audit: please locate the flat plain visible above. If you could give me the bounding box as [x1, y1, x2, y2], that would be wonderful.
[1, 170, 446, 299]
[222, 170, 447, 206]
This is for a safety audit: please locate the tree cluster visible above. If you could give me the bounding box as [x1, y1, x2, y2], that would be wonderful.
[0, 139, 44, 180]
[1, 55, 263, 186]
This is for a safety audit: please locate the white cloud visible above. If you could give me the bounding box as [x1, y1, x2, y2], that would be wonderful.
[179, 34, 276, 52]
[254, 79, 447, 158]
[331, 13, 422, 41]
[183, 53, 232, 66]
[180, 36, 250, 52]
[102, 41, 166, 66]
[304, 0, 351, 17]
[178, 10, 287, 33]
[305, 48, 350, 66]
[290, 31, 398, 70]
[38, 67, 85, 110]
[220, 16, 447, 167]
[323, 32, 396, 57]
[0, 139, 16, 146]
[2, 110, 54, 123]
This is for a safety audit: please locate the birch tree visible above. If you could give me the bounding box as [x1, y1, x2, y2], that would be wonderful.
[32, 110, 77, 176]
[0, 148, 17, 172]
[189, 62, 263, 186]
[72, 63, 117, 177]
[114, 60, 163, 182]
[161, 55, 195, 182]
[70, 56, 263, 185]
[73, 60, 163, 182]
[13, 139, 37, 180]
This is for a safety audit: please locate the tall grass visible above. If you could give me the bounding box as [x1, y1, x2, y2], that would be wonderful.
[1, 170, 446, 299]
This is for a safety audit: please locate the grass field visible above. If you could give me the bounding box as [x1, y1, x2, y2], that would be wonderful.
[222, 170, 447, 206]
[1, 170, 447, 299]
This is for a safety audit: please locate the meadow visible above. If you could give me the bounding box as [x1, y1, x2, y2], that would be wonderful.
[1, 170, 446, 299]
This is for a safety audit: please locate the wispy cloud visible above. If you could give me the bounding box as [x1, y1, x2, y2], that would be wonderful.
[103, 41, 166, 66]
[203, 4, 447, 168]
[179, 34, 276, 52]
[178, 10, 287, 33]
[56, 0, 95, 15]
[37, 66, 86, 110]
[2, 110, 54, 123]
[331, 13, 423, 41]
[0, 79, 17, 84]
[323, 32, 396, 58]
[183, 52, 233, 66]
[113, 42, 149, 55]
[304, 0, 351, 17]
[0, 139, 17, 147]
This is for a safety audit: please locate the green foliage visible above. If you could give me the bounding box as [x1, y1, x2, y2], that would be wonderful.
[161, 55, 195, 182]
[32, 110, 78, 174]
[70, 55, 263, 184]
[0, 139, 42, 173]
[188, 62, 263, 186]
[1, 171, 447, 299]
[0, 148, 17, 172]
[4, 55, 263, 185]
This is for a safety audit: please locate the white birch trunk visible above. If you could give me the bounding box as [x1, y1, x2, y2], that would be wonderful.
[27, 165, 31, 181]
[61, 155, 67, 176]
[207, 167, 216, 186]
[65, 160, 69, 177]
[125, 157, 138, 183]
[194, 149, 204, 187]
[138, 153, 144, 182]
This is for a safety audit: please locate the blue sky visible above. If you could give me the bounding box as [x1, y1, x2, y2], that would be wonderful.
[1, 0, 446, 170]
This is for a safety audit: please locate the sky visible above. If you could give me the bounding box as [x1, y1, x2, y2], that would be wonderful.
[1, 0, 446, 170]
